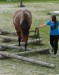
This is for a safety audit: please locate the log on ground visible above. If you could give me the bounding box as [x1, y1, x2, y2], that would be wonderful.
[0, 29, 16, 35]
[0, 55, 5, 59]
[0, 35, 42, 45]
[18, 38, 42, 45]
[0, 48, 50, 59]
[15, 48, 50, 55]
[0, 51, 55, 68]
[12, 39, 44, 46]
[0, 41, 49, 53]
[0, 55, 8, 59]
[0, 35, 42, 42]
[0, 29, 41, 38]
[0, 47, 50, 59]
[0, 44, 30, 51]
[0, 35, 17, 42]
[0, 29, 35, 35]
[48, 11, 59, 15]
[0, 46, 6, 51]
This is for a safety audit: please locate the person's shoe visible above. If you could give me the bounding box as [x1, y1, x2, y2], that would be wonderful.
[56, 53, 59, 56]
[53, 55, 57, 58]
[51, 47, 54, 53]
[50, 47, 54, 54]
[52, 54, 57, 58]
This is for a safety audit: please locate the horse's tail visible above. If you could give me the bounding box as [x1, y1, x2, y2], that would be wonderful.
[21, 13, 29, 35]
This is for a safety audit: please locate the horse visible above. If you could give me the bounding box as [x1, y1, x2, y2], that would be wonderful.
[13, 9, 32, 50]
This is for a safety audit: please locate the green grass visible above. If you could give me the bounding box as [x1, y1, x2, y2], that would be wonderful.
[0, 0, 59, 4]
[0, 2, 59, 75]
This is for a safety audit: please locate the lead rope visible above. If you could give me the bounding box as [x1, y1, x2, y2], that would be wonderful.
[34, 28, 39, 38]
[32, 28, 39, 48]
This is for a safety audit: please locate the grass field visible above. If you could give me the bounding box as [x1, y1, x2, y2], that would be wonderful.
[0, 1, 59, 75]
[0, 0, 59, 4]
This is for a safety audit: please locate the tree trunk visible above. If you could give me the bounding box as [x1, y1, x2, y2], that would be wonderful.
[0, 51, 55, 68]
[20, 0, 22, 7]
[20, 0, 25, 7]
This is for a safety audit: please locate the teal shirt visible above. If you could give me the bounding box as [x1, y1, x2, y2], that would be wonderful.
[46, 20, 59, 35]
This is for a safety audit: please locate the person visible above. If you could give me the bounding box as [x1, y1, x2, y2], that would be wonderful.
[36, 15, 59, 57]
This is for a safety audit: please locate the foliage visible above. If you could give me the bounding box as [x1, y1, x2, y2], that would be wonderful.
[0, 0, 59, 2]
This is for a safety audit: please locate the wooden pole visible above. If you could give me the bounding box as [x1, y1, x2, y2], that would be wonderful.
[0, 35, 42, 44]
[0, 44, 50, 54]
[15, 48, 50, 55]
[0, 35, 17, 42]
[0, 41, 48, 53]
[0, 46, 6, 51]
[0, 29, 40, 38]
[0, 29, 35, 35]
[48, 11, 59, 15]
[0, 35, 40, 40]
[0, 42, 50, 54]
[1, 39, 42, 47]
[0, 48, 50, 59]
[0, 54, 9, 59]
[0, 44, 29, 51]
[0, 55, 6, 59]
[0, 29, 16, 35]
[0, 51, 55, 68]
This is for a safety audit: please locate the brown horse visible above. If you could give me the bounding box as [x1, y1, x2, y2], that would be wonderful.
[13, 9, 32, 50]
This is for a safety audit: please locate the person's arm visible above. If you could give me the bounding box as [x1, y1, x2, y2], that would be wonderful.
[36, 24, 47, 28]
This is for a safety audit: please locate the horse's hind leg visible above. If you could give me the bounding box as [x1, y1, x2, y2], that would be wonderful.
[17, 32, 21, 46]
[24, 37, 28, 50]
[22, 35, 28, 50]
[18, 37, 21, 46]
[25, 42, 28, 50]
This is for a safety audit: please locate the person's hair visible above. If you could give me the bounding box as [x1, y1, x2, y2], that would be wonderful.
[51, 15, 57, 28]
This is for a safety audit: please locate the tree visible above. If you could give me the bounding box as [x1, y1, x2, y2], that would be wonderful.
[20, 0, 25, 7]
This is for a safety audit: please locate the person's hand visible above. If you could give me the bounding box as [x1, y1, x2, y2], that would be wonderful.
[35, 27, 39, 30]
